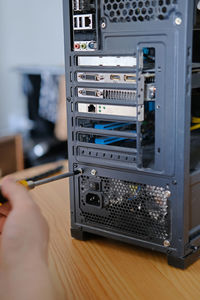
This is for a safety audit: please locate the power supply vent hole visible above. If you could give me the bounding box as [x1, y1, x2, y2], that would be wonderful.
[80, 176, 170, 243]
[103, 0, 178, 23]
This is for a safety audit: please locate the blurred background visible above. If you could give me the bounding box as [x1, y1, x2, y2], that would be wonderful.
[0, 0, 68, 176]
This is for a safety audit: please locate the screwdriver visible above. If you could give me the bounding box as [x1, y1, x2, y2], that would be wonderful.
[0, 169, 83, 206]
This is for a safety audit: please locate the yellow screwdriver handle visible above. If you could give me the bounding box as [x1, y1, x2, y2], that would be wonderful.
[17, 180, 30, 189]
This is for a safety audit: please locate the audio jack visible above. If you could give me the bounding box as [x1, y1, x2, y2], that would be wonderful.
[0, 169, 83, 205]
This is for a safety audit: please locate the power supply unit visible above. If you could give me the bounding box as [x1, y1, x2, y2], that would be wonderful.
[63, 0, 200, 269]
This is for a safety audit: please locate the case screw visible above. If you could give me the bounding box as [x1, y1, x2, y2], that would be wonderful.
[101, 22, 106, 29]
[91, 169, 97, 176]
[77, 168, 83, 175]
[175, 17, 182, 25]
[164, 240, 170, 247]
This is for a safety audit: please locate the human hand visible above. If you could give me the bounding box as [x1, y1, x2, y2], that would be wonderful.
[0, 177, 57, 300]
[0, 177, 49, 269]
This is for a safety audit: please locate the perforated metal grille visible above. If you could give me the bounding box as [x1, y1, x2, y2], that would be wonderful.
[80, 176, 170, 243]
[103, 0, 178, 23]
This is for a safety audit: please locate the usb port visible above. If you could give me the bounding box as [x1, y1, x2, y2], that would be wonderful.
[79, 16, 82, 28]
[74, 17, 77, 28]
[73, 14, 93, 30]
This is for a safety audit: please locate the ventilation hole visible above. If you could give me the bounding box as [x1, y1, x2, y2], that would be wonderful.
[145, 1, 150, 7]
[129, 9, 133, 15]
[80, 175, 170, 243]
[138, 1, 143, 8]
[142, 8, 146, 14]
[158, 14, 164, 20]
[148, 7, 153, 14]
[132, 2, 137, 8]
[135, 8, 140, 15]
[103, 0, 178, 23]
[162, 6, 167, 13]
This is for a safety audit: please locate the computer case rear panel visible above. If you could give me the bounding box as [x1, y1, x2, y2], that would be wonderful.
[63, 0, 200, 268]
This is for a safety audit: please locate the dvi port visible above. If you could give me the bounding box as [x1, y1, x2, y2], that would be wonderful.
[78, 74, 103, 81]
[78, 88, 103, 98]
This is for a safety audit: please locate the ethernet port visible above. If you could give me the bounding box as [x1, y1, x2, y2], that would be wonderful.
[88, 104, 96, 112]
[85, 16, 91, 27]
[85, 192, 101, 207]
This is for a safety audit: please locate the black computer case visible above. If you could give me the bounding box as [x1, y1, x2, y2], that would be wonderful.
[63, 0, 200, 269]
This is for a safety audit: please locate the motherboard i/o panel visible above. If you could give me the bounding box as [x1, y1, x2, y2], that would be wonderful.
[63, 0, 200, 269]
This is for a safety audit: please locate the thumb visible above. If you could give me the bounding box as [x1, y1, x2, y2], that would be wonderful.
[1, 177, 33, 208]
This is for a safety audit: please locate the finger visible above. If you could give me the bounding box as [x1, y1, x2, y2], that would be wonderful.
[0, 216, 6, 234]
[0, 203, 11, 217]
[1, 177, 33, 208]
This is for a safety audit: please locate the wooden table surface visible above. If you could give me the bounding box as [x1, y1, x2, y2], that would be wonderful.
[3, 162, 200, 300]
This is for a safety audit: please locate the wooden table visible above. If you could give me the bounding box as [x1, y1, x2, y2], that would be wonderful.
[4, 162, 200, 300]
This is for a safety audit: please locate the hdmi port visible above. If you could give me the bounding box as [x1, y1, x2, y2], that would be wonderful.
[110, 74, 120, 80]
[124, 75, 136, 83]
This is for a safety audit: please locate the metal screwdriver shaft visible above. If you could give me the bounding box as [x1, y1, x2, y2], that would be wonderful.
[0, 169, 83, 205]
[27, 169, 82, 190]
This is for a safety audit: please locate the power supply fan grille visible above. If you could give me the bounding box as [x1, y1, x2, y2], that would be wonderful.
[103, 0, 178, 23]
[80, 176, 170, 243]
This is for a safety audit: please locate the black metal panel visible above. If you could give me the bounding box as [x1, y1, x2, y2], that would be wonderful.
[63, 0, 200, 268]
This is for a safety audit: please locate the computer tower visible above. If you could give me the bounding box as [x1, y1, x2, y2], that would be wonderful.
[63, 0, 200, 269]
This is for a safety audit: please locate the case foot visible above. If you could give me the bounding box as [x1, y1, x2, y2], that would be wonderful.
[167, 248, 200, 269]
[71, 228, 93, 241]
